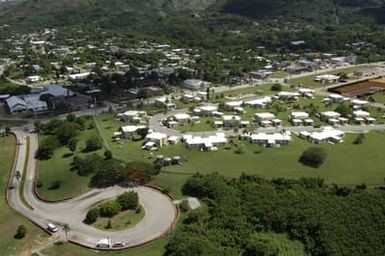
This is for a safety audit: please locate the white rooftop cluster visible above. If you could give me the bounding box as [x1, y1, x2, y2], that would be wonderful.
[183, 133, 227, 151]
[299, 127, 345, 144]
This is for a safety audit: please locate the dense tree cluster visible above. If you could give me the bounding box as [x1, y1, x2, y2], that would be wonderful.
[166, 173, 385, 256]
[35, 116, 90, 160]
[84, 191, 139, 224]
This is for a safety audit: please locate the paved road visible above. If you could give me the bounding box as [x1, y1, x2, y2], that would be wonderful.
[7, 129, 178, 249]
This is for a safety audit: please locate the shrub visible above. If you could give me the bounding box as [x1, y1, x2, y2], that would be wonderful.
[99, 201, 122, 218]
[85, 136, 103, 152]
[271, 84, 282, 91]
[14, 225, 27, 239]
[353, 134, 365, 145]
[117, 191, 139, 210]
[299, 147, 327, 168]
[85, 208, 100, 224]
[180, 200, 190, 212]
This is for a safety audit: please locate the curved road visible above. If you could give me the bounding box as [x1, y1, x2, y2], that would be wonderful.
[7, 129, 178, 249]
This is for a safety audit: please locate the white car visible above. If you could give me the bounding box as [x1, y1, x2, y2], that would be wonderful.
[47, 223, 58, 232]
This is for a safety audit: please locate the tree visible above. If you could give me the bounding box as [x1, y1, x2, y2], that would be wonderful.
[63, 224, 70, 241]
[14, 225, 27, 239]
[85, 208, 100, 224]
[271, 84, 282, 92]
[117, 191, 139, 210]
[68, 138, 78, 153]
[104, 150, 113, 160]
[35, 136, 60, 160]
[85, 136, 103, 152]
[55, 121, 80, 145]
[5, 126, 11, 136]
[120, 162, 155, 185]
[353, 133, 365, 145]
[244, 233, 306, 256]
[137, 128, 149, 140]
[90, 160, 123, 188]
[99, 201, 122, 218]
[335, 102, 353, 118]
[299, 147, 327, 168]
[72, 153, 104, 176]
[66, 113, 76, 122]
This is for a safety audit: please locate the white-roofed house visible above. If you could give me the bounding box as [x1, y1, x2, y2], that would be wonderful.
[155, 97, 175, 109]
[183, 79, 210, 91]
[276, 91, 300, 100]
[173, 113, 191, 123]
[255, 112, 278, 127]
[224, 101, 243, 111]
[117, 110, 147, 123]
[248, 131, 292, 147]
[290, 112, 312, 126]
[194, 105, 218, 116]
[184, 133, 227, 151]
[303, 127, 345, 144]
[223, 115, 241, 128]
[328, 94, 344, 103]
[245, 96, 272, 108]
[120, 125, 147, 139]
[144, 132, 168, 148]
[353, 110, 374, 124]
[320, 111, 341, 125]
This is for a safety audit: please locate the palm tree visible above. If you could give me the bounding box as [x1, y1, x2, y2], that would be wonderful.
[63, 224, 70, 241]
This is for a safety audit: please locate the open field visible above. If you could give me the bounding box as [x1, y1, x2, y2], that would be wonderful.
[92, 205, 145, 231]
[368, 92, 385, 104]
[95, 112, 385, 186]
[37, 120, 103, 201]
[288, 66, 369, 88]
[42, 238, 168, 256]
[0, 135, 48, 256]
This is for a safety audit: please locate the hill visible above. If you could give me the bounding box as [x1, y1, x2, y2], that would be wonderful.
[1, 0, 385, 28]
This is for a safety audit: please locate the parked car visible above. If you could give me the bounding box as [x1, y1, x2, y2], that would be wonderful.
[47, 223, 58, 232]
[112, 241, 126, 248]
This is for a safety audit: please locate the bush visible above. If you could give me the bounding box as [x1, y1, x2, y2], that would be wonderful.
[99, 201, 122, 218]
[117, 191, 139, 210]
[85, 208, 100, 224]
[234, 147, 245, 154]
[271, 84, 282, 92]
[104, 150, 113, 160]
[180, 200, 190, 212]
[14, 225, 27, 239]
[85, 136, 103, 152]
[353, 134, 365, 145]
[299, 147, 327, 168]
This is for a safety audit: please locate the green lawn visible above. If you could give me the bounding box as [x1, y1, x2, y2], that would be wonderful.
[288, 66, 369, 88]
[175, 117, 217, 133]
[365, 92, 385, 104]
[0, 135, 49, 256]
[92, 205, 145, 231]
[158, 133, 385, 186]
[41, 238, 168, 256]
[37, 122, 103, 201]
[270, 70, 290, 78]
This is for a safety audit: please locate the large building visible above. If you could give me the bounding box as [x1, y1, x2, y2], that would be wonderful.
[5, 85, 74, 115]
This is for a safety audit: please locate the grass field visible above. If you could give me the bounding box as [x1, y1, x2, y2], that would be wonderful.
[367, 92, 385, 104]
[95, 113, 385, 187]
[37, 120, 103, 201]
[41, 238, 168, 256]
[288, 66, 368, 88]
[92, 205, 145, 231]
[0, 135, 49, 256]
[156, 132, 385, 186]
